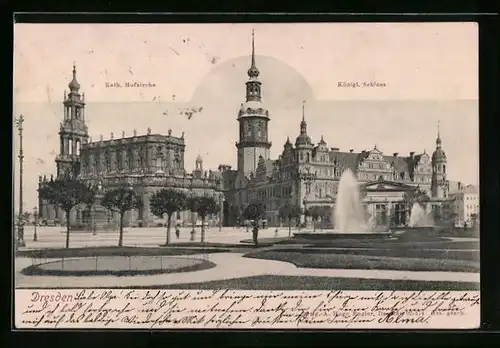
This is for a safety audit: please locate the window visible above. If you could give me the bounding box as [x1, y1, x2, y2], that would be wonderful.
[394, 203, 406, 226]
[375, 204, 388, 225]
[300, 153, 304, 161]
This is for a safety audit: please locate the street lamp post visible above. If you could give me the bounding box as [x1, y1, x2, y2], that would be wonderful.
[33, 206, 38, 242]
[15, 115, 26, 247]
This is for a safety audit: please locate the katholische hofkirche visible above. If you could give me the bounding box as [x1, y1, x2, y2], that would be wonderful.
[38, 32, 451, 228]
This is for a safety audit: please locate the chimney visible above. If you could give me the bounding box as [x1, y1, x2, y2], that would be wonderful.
[393, 152, 398, 157]
[410, 151, 415, 158]
[349, 149, 354, 153]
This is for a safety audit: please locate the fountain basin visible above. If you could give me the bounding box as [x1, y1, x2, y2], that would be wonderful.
[293, 231, 392, 240]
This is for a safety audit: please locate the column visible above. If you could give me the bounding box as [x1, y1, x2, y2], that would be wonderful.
[64, 137, 69, 155]
[386, 201, 392, 227]
[110, 150, 117, 172]
[147, 146, 154, 172]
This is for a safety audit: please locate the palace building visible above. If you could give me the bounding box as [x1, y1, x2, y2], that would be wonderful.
[219, 32, 451, 228]
[38, 65, 223, 228]
[39, 33, 452, 230]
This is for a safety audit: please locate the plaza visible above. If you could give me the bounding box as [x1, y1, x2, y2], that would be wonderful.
[15, 225, 479, 290]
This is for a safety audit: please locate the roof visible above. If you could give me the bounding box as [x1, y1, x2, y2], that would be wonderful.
[383, 154, 411, 173]
[463, 185, 479, 194]
[329, 151, 360, 172]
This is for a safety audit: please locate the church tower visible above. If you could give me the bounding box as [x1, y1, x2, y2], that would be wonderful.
[431, 121, 447, 198]
[236, 30, 271, 177]
[55, 64, 89, 178]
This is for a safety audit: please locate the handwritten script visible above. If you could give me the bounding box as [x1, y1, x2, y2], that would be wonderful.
[15, 290, 480, 329]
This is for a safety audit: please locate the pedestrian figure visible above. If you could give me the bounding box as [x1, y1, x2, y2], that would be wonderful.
[274, 227, 278, 238]
[175, 225, 180, 239]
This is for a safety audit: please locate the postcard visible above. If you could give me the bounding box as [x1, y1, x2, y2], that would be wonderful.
[13, 22, 479, 329]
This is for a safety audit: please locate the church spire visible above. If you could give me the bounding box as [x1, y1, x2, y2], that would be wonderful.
[300, 100, 307, 134]
[245, 29, 262, 103]
[247, 29, 260, 79]
[436, 120, 442, 147]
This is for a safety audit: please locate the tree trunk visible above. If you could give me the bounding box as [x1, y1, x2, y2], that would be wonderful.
[252, 227, 259, 246]
[313, 219, 316, 232]
[118, 212, 124, 247]
[201, 215, 206, 243]
[288, 219, 291, 237]
[65, 210, 71, 249]
[165, 214, 172, 245]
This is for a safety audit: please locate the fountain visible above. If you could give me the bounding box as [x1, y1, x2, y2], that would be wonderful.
[402, 202, 436, 238]
[334, 169, 370, 232]
[294, 169, 391, 240]
[409, 202, 434, 227]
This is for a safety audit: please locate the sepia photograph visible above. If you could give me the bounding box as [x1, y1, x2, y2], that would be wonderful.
[13, 22, 479, 329]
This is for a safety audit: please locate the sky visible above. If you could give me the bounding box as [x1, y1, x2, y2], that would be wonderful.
[13, 22, 479, 211]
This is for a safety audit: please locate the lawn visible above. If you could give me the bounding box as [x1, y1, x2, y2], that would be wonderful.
[270, 238, 479, 249]
[244, 250, 479, 273]
[21, 256, 216, 277]
[17, 246, 230, 259]
[270, 247, 478, 262]
[132, 275, 480, 291]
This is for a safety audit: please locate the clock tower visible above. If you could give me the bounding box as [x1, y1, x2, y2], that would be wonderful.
[236, 30, 271, 177]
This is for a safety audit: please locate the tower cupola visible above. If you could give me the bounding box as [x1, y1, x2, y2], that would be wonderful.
[295, 101, 312, 147]
[68, 63, 81, 92]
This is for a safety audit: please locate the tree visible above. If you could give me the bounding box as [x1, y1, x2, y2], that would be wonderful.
[470, 213, 479, 228]
[194, 196, 219, 243]
[278, 202, 301, 237]
[101, 185, 142, 247]
[15, 212, 30, 227]
[38, 175, 96, 248]
[243, 201, 266, 245]
[150, 189, 187, 245]
[402, 188, 430, 215]
[186, 196, 199, 235]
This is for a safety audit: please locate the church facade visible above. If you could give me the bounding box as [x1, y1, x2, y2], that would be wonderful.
[219, 33, 451, 228]
[38, 65, 223, 228]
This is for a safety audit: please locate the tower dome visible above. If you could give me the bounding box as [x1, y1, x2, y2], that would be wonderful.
[295, 102, 312, 146]
[295, 133, 312, 146]
[68, 63, 80, 92]
[432, 122, 446, 161]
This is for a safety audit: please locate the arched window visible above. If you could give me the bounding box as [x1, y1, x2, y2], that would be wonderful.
[68, 139, 73, 155]
[443, 165, 446, 173]
[300, 152, 304, 161]
[75, 140, 80, 156]
[306, 153, 310, 163]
